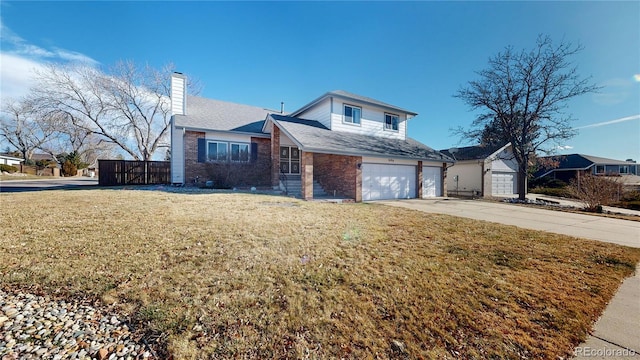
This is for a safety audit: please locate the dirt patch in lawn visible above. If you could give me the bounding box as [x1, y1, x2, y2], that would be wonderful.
[1, 190, 639, 359]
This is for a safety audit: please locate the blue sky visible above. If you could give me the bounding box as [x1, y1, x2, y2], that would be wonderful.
[1, 1, 638, 161]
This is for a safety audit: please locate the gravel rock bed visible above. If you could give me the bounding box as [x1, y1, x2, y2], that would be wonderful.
[0, 291, 155, 360]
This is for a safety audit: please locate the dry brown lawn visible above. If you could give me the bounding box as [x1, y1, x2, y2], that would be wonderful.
[1, 190, 639, 359]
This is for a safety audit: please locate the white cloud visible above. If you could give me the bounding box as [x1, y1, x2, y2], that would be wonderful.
[0, 52, 45, 101]
[52, 48, 99, 65]
[0, 18, 99, 103]
[592, 78, 634, 106]
[557, 145, 573, 150]
[575, 115, 640, 130]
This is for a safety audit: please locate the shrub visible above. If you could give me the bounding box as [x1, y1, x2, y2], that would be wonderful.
[614, 190, 640, 211]
[204, 161, 271, 189]
[530, 186, 575, 198]
[0, 164, 18, 173]
[569, 174, 623, 212]
[62, 160, 78, 177]
[529, 177, 567, 189]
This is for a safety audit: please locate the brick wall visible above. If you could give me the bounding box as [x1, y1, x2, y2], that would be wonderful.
[271, 126, 280, 186]
[184, 131, 208, 184]
[184, 131, 271, 187]
[301, 151, 313, 200]
[314, 153, 362, 200]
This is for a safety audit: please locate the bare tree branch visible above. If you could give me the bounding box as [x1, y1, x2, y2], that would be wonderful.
[454, 35, 600, 200]
[29, 61, 197, 161]
[0, 97, 58, 163]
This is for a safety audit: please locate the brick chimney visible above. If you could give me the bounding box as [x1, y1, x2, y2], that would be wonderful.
[171, 72, 187, 116]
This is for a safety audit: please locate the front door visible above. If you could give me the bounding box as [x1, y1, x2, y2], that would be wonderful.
[280, 146, 300, 174]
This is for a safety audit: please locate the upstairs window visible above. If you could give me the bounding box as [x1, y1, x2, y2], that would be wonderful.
[231, 143, 250, 162]
[344, 105, 361, 125]
[207, 141, 228, 161]
[385, 113, 399, 131]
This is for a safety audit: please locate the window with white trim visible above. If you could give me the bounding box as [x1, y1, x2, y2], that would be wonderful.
[619, 165, 629, 174]
[207, 141, 228, 161]
[343, 105, 361, 125]
[385, 113, 399, 131]
[231, 143, 250, 162]
[595, 165, 605, 174]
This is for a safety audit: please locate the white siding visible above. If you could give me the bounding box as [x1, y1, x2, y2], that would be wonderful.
[171, 75, 186, 116]
[296, 98, 332, 129]
[205, 131, 253, 143]
[170, 120, 184, 184]
[0, 157, 22, 166]
[446, 161, 483, 196]
[329, 99, 407, 140]
[361, 156, 418, 166]
[279, 131, 297, 146]
[491, 148, 518, 172]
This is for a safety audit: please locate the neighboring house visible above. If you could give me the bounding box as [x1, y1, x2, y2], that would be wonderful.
[169, 73, 453, 201]
[31, 153, 58, 164]
[534, 154, 639, 183]
[440, 143, 519, 197]
[0, 154, 24, 167]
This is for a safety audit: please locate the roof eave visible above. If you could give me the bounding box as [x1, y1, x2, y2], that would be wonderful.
[290, 92, 418, 117]
[174, 124, 270, 138]
[330, 92, 418, 116]
[298, 146, 452, 163]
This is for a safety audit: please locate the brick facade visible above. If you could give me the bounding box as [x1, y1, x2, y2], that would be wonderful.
[417, 161, 423, 198]
[271, 126, 281, 187]
[313, 153, 362, 200]
[184, 131, 207, 184]
[184, 131, 271, 187]
[301, 151, 313, 200]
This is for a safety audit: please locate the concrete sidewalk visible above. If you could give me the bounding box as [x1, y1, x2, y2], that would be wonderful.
[377, 198, 640, 359]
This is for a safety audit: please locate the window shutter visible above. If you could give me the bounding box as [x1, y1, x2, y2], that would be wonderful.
[250, 142, 258, 162]
[197, 138, 206, 163]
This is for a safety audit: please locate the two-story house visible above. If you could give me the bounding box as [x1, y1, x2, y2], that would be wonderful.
[170, 73, 452, 201]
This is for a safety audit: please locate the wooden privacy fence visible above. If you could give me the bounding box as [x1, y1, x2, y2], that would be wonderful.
[98, 160, 170, 186]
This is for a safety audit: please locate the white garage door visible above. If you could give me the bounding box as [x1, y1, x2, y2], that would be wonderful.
[492, 172, 517, 195]
[422, 166, 442, 197]
[362, 164, 416, 201]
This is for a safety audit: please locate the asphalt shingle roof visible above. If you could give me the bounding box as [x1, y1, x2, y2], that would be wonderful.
[174, 95, 274, 134]
[439, 143, 508, 161]
[534, 154, 636, 178]
[270, 114, 452, 162]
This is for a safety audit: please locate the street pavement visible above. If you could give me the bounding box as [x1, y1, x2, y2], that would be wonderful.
[0, 177, 98, 193]
[377, 198, 640, 359]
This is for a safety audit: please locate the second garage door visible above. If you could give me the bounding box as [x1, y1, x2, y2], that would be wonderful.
[422, 166, 442, 197]
[492, 172, 517, 195]
[362, 164, 416, 201]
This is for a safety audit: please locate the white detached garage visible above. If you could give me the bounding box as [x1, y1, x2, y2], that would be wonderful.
[440, 143, 520, 198]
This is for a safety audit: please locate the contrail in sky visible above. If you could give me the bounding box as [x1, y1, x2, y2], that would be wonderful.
[575, 114, 640, 129]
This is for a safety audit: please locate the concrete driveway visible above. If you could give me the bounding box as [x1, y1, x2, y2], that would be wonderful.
[376, 198, 640, 359]
[0, 177, 98, 193]
[377, 198, 640, 248]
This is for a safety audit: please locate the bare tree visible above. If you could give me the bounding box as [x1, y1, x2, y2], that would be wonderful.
[455, 35, 599, 200]
[569, 174, 622, 212]
[102, 61, 173, 161]
[0, 98, 59, 163]
[31, 61, 198, 161]
[40, 118, 116, 167]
